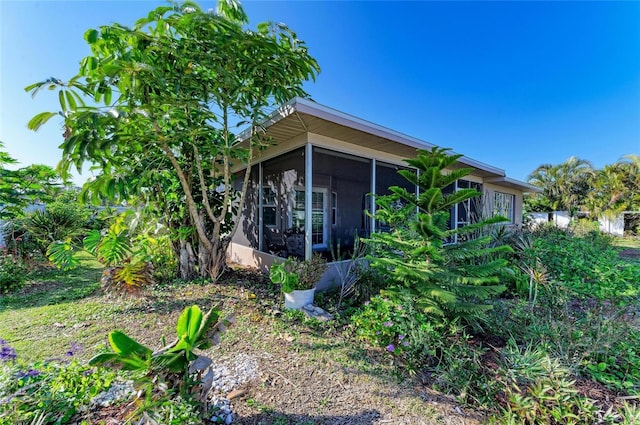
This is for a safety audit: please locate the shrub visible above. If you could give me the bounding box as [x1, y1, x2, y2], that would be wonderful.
[352, 295, 500, 406]
[22, 195, 92, 254]
[524, 226, 640, 301]
[0, 255, 28, 294]
[0, 340, 117, 424]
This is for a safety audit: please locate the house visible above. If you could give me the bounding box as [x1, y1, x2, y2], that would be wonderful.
[228, 97, 539, 278]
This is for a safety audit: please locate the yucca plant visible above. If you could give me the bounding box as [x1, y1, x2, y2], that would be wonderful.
[365, 147, 511, 320]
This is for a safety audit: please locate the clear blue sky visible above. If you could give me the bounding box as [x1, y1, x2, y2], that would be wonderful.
[1, 1, 639, 185]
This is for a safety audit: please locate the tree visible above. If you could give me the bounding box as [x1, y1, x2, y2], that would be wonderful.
[0, 141, 60, 221]
[26, 1, 319, 280]
[365, 148, 510, 320]
[526, 157, 594, 218]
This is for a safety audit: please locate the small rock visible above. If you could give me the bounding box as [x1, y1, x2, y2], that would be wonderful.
[301, 304, 334, 322]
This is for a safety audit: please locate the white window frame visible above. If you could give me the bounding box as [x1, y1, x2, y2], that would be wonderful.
[493, 191, 515, 223]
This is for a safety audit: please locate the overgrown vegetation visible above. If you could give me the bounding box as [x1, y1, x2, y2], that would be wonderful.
[27, 0, 320, 281]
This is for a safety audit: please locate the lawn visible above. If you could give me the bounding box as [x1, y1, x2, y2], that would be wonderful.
[2, 229, 640, 424]
[0, 261, 473, 425]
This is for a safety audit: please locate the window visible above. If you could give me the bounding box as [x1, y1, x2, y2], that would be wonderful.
[332, 192, 338, 226]
[291, 190, 305, 231]
[263, 187, 277, 227]
[493, 192, 515, 223]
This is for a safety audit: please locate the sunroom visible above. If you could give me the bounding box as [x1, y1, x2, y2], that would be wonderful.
[228, 98, 538, 281]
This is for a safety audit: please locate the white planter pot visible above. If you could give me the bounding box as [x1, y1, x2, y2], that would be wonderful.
[284, 288, 316, 310]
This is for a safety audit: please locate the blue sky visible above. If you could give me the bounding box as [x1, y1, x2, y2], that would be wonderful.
[1, 1, 639, 185]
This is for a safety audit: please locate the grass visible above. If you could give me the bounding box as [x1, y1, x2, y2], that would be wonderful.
[4, 229, 640, 424]
[614, 237, 640, 249]
[0, 262, 452, 424]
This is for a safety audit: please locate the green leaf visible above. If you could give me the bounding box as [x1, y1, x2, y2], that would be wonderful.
[176, 305, 203, 342]
[108, 331, 152, 358]
[27, 111, 58, 131]
[58, 89, 67, 111]
[46, 239, 80, 271]
[85, 29, 99, 44]
[83, 229, 102, 256]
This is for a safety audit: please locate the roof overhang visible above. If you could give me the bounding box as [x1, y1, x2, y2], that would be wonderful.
[240, 97, 529, 183]
[484, 176, 542, 193]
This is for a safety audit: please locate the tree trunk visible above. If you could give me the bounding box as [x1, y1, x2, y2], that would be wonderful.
[178, 240, 198, 281]
[207, 238, 230, 282]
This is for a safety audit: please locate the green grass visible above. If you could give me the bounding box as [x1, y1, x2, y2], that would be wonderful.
[614, 237, 640, 249]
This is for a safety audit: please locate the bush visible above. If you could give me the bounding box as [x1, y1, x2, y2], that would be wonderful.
[0, 340, 117, 424]
[515, 226, 640, 301]
[0, 255, 28, 294]
[22, 198, 92, 254]
[352, 295, 500, 406]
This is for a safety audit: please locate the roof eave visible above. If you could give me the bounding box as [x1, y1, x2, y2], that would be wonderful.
[485, 176, 542, 193]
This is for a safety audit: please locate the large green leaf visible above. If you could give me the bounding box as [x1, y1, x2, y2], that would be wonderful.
[27, 111, 58, 131]
[46, 239, 80, 271]
[176, 305, 203, 342]
[108, 331, 152, 358]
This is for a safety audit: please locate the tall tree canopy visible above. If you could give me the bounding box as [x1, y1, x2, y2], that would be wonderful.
[0, 142, 60, 221]
[26, 0, 320, 279]
[526, 157, 594, 216]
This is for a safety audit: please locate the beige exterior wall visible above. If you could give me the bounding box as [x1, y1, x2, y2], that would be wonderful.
[482, 182, 524, 226]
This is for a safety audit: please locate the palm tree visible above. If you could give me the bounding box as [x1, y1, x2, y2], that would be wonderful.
[527, 157, 594, 219]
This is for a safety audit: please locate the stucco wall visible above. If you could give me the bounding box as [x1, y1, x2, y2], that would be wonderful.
[481, 183, 524, 226]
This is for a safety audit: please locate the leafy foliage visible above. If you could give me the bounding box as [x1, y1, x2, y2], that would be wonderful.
[0, 342, 117, 424]
[27, 0, 320, 280]
[269, 254, 327, 293]
[21, 192, 92, 254]
[365, 147, 510, 320]
[525, 226, 640, 301]
[89, 304, 234, 419]
[47, 212, 159, 295]
[0, 142, 61, 222]
[490, 340, 619, 424]
[0, 255, 28, 294]
[526, 154, 640, 217]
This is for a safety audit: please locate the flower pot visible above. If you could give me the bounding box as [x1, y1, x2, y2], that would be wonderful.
[284, 288, 316, 310]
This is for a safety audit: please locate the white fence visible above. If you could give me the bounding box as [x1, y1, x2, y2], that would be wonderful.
[527, 211, 627, 236]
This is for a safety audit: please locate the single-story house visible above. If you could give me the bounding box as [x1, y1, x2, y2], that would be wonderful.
[228, 97, 539, 278]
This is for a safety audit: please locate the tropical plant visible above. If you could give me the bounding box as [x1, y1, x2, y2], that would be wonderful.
[21, 192, 92, 255]
[490, 339, 616, 424]
[526, 157, 594, 218]
[89, 304, 234, 419]
[0, 141, 60, 222]
[0, 340, 117, 425]
[46, 212, 157, 294]
[269, 254, 327, 293]
[26, 0, 320, 281]
[365, 147, 511, 320]
[0, 255, 28, 294]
